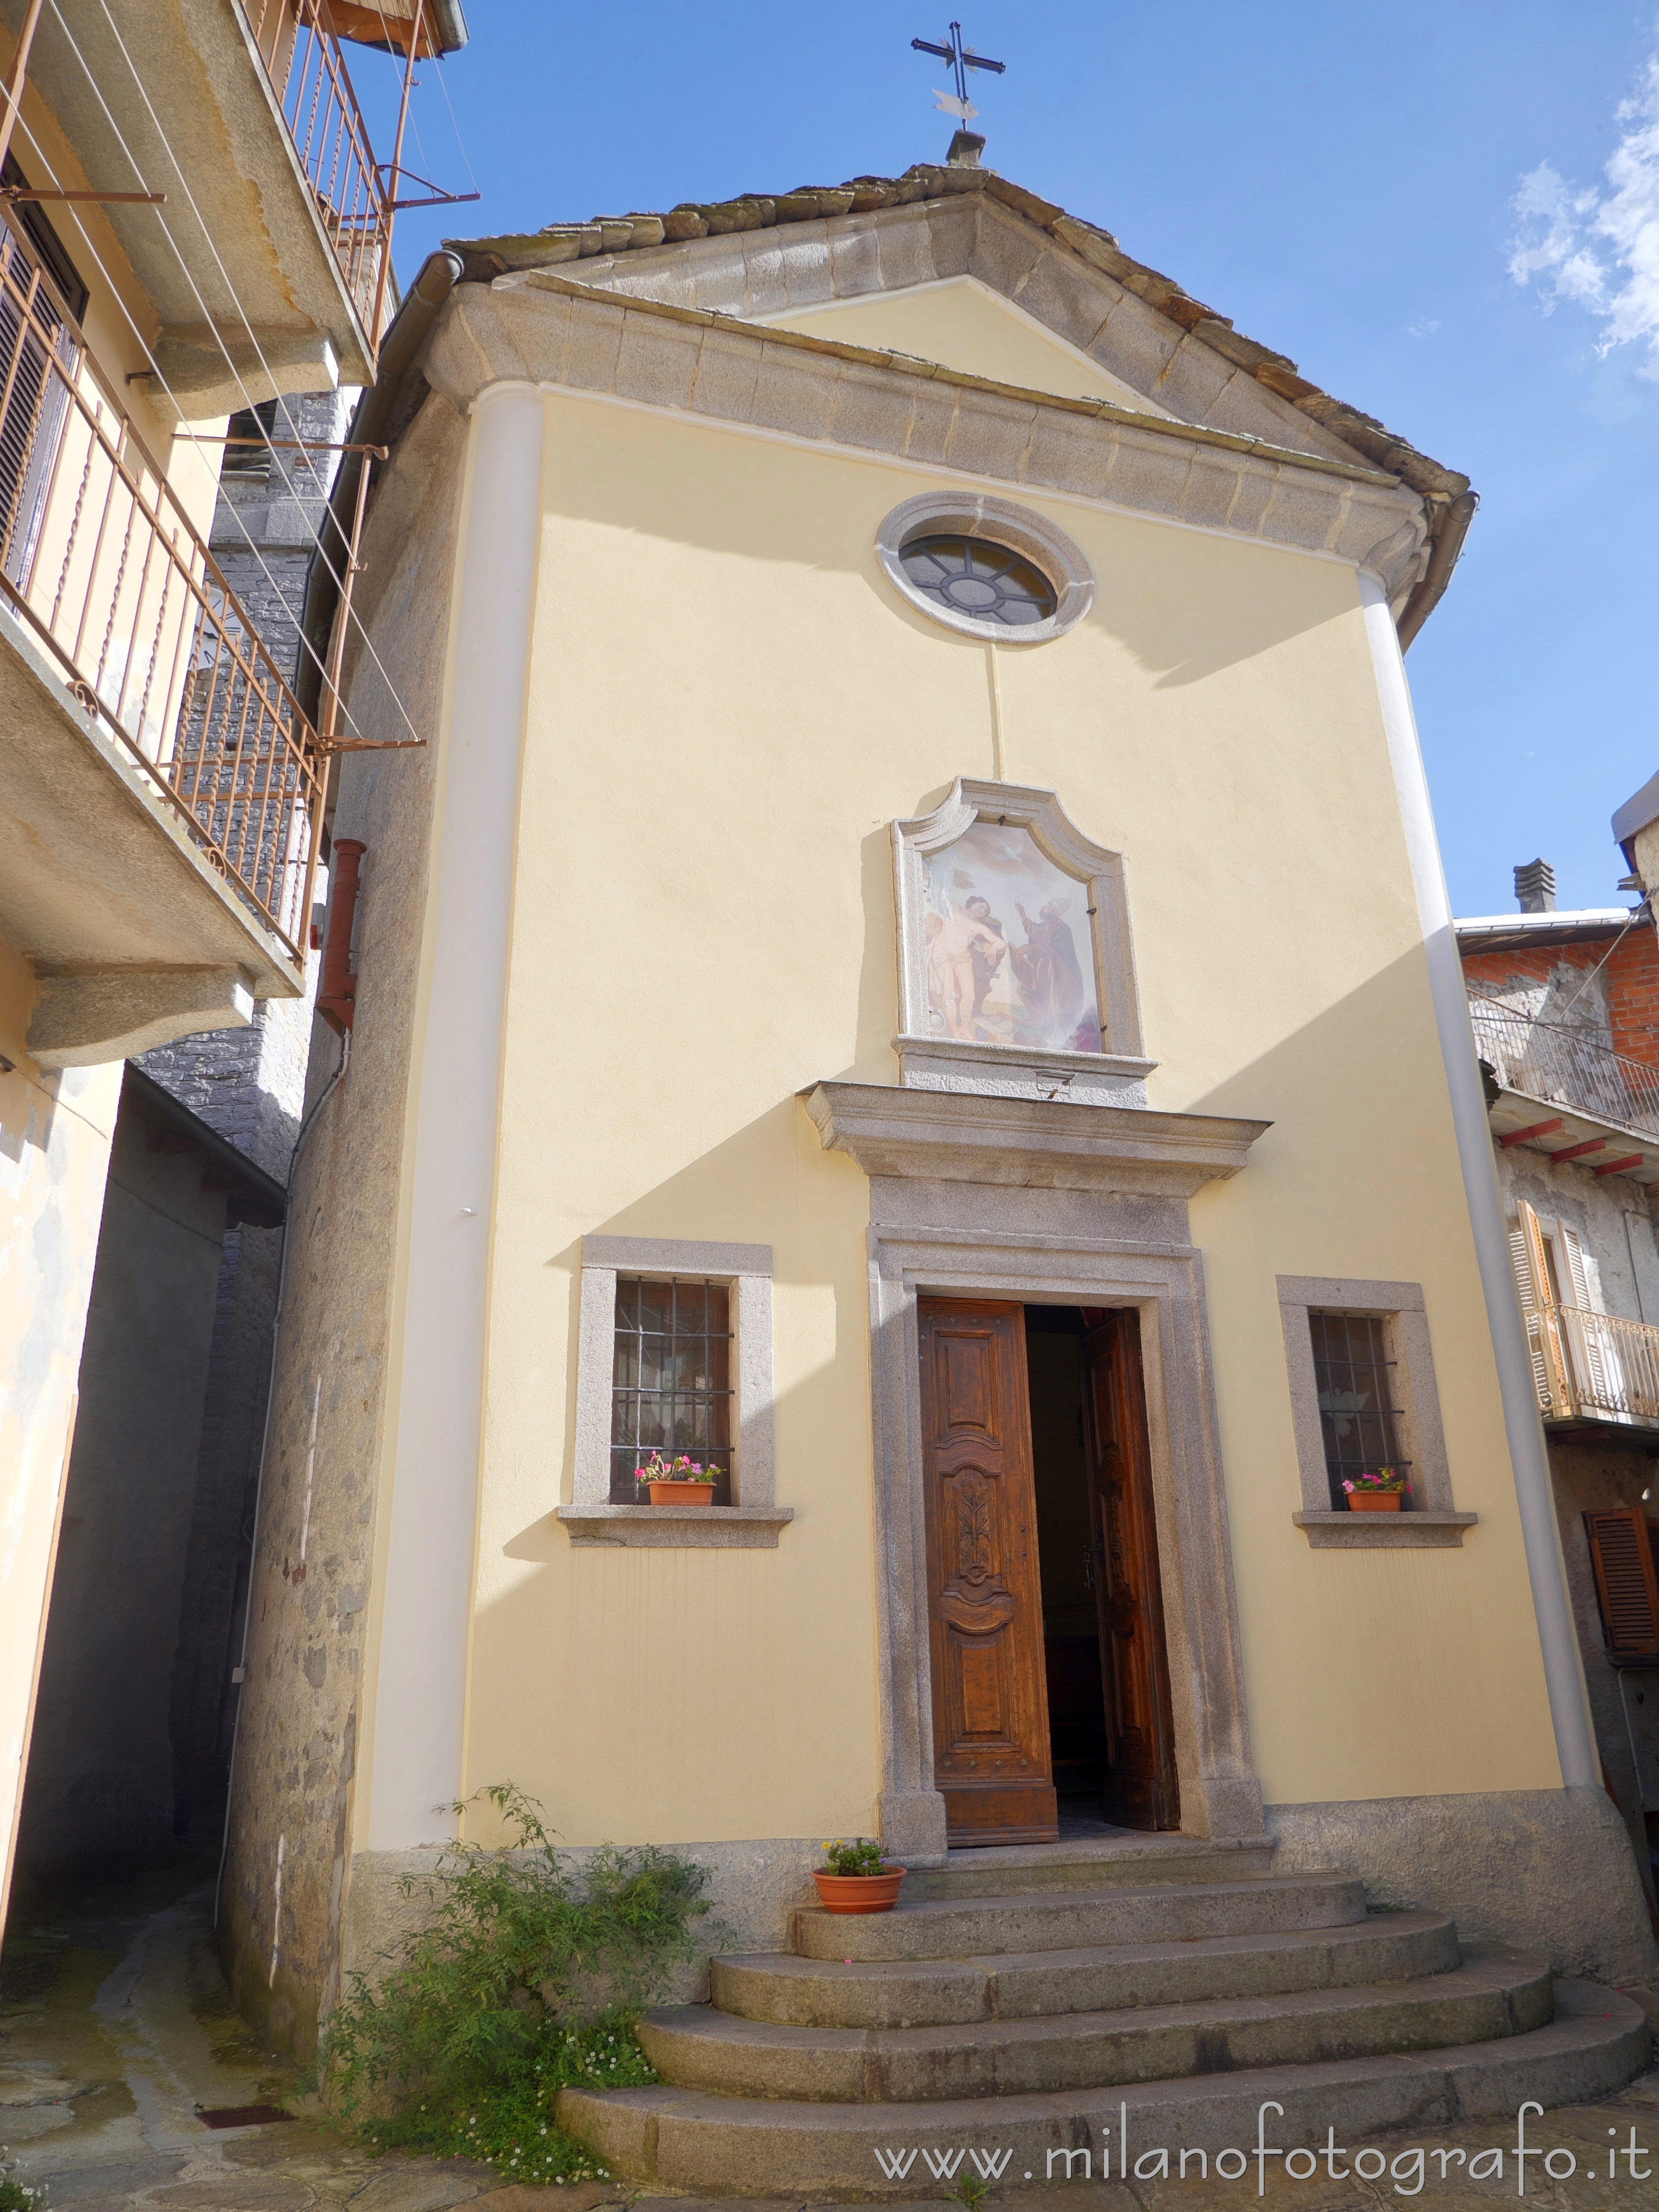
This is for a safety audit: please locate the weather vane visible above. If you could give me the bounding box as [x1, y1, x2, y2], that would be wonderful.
[911, 21, 1006, 126]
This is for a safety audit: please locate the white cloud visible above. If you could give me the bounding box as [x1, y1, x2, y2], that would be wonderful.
[1508, 51, 1659, 373]
[1407, 318, 1441, 338]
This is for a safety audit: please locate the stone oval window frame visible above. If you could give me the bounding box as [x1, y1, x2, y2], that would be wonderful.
[876, 492, 1094, 645]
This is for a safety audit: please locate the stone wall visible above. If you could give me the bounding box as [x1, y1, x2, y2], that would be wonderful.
[1463, 923, 1659, 1065]
[218, 386, 469, 2058]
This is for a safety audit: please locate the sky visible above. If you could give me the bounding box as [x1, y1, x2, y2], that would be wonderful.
[351, 2, 1659, 920]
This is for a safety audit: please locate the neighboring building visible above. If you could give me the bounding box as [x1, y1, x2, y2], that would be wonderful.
[0, 0, 467, 1932]
[1457, 859, 1659, 1918]
[220, 143, 1656, 2154]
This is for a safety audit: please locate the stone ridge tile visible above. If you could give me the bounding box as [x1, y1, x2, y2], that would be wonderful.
[1000, 243, 1112, 364]
[733, 235, 791, 318]
[898, 377, 957, 466]
[777, 224, 836, 309]
[1261, 469, 1346, 553]
[1330, 490, 1425, 573]
[613, 313, 701, 410]
[557, 296, 626, 395]
[825, 219, 880, 302]
[687, 326, 761, 421]
[1088, 291, 1183, 396]
[874, 213, 940, 294]
[1221, 466, 1275, 539]
[923, 194, 978, 281]
[966, 204, 1046, 308]
[1024, 410, 1120, 505]
[1099, 432, 1192, 522]
[750, 343, 841, 438]
[942, 388, 1039, 482]
[827, 361, 919, 457]
[1202, 368, 1330, 455]
[1151, 333, 1236, 423]
[1179, 448, 1247, 533]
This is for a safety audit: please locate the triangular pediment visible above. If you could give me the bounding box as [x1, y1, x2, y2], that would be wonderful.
[447, 163, 1467, 505]
[750, 276, 1173, 417]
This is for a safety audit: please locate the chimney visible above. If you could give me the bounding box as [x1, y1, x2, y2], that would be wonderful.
[1514, 858, 1556, 914]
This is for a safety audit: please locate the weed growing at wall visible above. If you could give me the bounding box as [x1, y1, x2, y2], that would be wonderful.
[317, 1784, 714, 2183]
[0, 2144, 47, 2209]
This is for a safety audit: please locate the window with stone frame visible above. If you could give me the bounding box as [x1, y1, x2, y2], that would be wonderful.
[1308, 1309, 1411, 1510]
[610, 1275, 733, 1503]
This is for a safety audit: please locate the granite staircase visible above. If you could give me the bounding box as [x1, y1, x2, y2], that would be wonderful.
[559, 1835, 1649, 2196]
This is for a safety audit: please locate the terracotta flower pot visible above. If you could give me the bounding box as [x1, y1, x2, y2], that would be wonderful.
[1347, 1492, 1403, 1512]
[812, 1866, 907, 1914]
[647, 1480, 716, 1507]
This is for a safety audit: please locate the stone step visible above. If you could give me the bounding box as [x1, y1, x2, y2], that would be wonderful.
[902, 1833, 1277, 1901]
[711, 1911, 1461, 2029]
[562, 1980, 1648, 2196]
[640, 1947, 1551, 2104]
[791, 1873, 1367, 1962]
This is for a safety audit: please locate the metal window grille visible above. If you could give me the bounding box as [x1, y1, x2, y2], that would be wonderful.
[1309, 1310, 1410, 1509]
[611, 1277, 733, 1503]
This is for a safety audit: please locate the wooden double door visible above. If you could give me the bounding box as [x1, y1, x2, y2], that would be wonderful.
[918, 1297, 1179, 1844]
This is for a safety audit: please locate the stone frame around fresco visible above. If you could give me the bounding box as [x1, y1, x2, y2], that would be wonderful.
[891, 777, 1155, 1102]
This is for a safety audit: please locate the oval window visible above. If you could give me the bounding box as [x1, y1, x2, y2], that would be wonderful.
[897, 533, 1058, 630]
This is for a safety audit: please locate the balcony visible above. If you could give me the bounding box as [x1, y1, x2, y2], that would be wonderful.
[1524, 1298, 1659, 1432]
[4, 0, 403, 410]
[0, 203, 323, 1064]
[1468, 997, 1659, 1188]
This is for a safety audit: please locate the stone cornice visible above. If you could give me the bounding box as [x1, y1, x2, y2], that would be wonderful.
[422, 282, 1431, 601]
[802, 1081, 1270, 1195]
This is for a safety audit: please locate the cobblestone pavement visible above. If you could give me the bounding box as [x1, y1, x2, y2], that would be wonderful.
[4, 1857, 1658, 2210]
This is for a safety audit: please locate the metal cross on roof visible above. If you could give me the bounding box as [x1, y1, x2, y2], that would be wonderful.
[911, 21, 1006, 123]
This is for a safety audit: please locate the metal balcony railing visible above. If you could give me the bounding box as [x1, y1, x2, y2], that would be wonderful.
[1468, 996, 1659, 1144]
[0, 205, 324, 961]
[245, 0, 394, 349]
[1526, 1298, 1659, 1428]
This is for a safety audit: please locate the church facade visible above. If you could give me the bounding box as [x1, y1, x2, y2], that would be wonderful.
[219, 149, 1656, 2060]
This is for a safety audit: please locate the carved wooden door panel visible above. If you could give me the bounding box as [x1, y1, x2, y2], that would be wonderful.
[1082, 1310, 1180, 1830]
[918, 1297, 1058, 1846]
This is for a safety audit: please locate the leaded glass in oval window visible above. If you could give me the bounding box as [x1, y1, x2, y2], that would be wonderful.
[897, 534, 1058, 629]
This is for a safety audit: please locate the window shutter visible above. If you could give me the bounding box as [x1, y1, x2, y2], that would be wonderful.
[1509, 1203, 1556, 1413]
[1558, 1223, 1621, 1413]
[1586, 1508, 1659, 1659]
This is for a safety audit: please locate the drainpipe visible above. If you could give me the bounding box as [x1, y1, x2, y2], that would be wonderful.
[316, 840, 365, 1035]
[1360, 570, 1598, 1789]
[1396, 490, 1479, 653]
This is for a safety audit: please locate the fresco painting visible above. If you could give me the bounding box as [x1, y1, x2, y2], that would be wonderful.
[922, 821, 1103, 1054]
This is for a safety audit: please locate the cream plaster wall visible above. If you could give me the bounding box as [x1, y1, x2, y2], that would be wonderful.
[754, 276, 1171, 417]
[0, 937, 120, 1930]
[455, 389, 1559, 1855]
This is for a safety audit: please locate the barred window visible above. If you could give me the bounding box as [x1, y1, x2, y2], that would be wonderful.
[1309, 1310, 1410, 1509]
[610, 1276, 733, 1503]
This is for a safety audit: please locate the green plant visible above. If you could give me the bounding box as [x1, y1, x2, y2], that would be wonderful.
[949, 2176, 992, 2212]
[1342, 1466, 1410, 1495]
[635, 1452, 716, 1485]
[821, 1837, 888, 1877]
[0, 2145, 47, 2210]
[317, 1784, 715, 2183]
